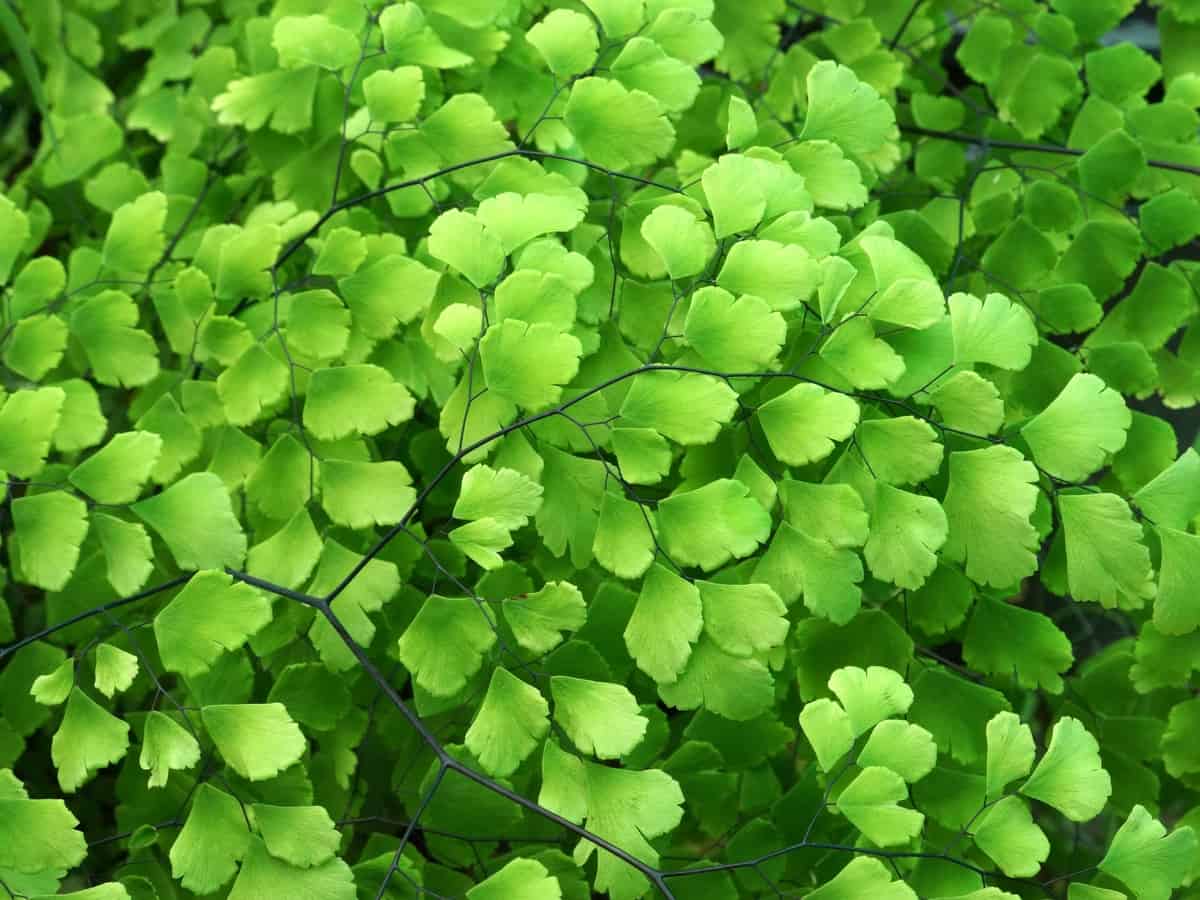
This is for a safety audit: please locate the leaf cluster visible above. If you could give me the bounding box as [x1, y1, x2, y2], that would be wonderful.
[2, 1, 1200, 899]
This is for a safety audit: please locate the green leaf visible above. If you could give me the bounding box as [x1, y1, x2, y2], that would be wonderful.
[611, 427, 672, 485]
[468, 858, 561, 900]
[422, 94, 513, 177]
[564, 77, 675, 171]
[433, 302, 482, 355]
[427, 209, 505, 289]
[805, 858, 917, 900]
[311, 228, 366, 278]
[726, 95, 758, 150]
[93, 644, 137, 698]
[12, 492, 88, 591]
[858, 720, 938, 783]
[658, 635, 775, 721]
[716, 240, 818, 311]
[928, 371, 1004, 436]
[963, 598, 1073, 693]
[216, 343, 289, 427]
[70, 290, 160, 387]
[362, 66, 424, 123]
[785, 140, 869, 210]
[449, 517, 514, 570]
[581, 0, 645, 37]
[764, 522, 863, 622]
[683, 287, 786, 371]
[201, 703, 306, 782]
[623, 562, 702, 683]
[52, 688, 130, 793]
[1099, 805, 1197, 900]
[1162, 698, 1200, 778]
[702, 154, 766, 238]
[40, 114, 123, 188]
[212, 69, 319, 133]
[612, 37, 700, 112]
[307, 540, 400, 671]
[138, 710, 200, 789]
[0, 770, 88, 876]
[828, 666, 913, 737]
[538, 741, 683, 899]
[455, 463, 544, 529]
[863, 484, 947, 591]
[619, 370, 738, 445]
[1141, 188, 1200, 253]
[799, 697, 854, 771]
[1020, 716, 1112, 822]
[168, 784, 250, 893]
[799, 60, 896, 161]
[853, 235, 946, 330]
[943, 446, 1040, 588]
[286, 290, 349, 361]
[135, 394, 202, 484]
[1021, 374, 1130, 481]
[658, 478, 772, 572]
[339, 254, 440, 338]
[380, 4, 473, 68]
[30, 660, 73, 706]
[481, 320, 582, 410]
[0, 386, 64, 478]
[972, 796, 1050, 878]
[132, 472, 247, 570]
[154, 570, 272, 677]
[101, 192, 166, 273]
[477, 192, 586, 256]
[68, 432, 162, 504]
[1133, 449, 1200, 530]
[1153, 526, 1200, 635]
[758, 383, 860, 466]
[494, 270, 577, 330]
[228, 836, 354, 900]
[949, 292, 1038, 370]
[52, 378, 106, 454]
[246, 509, 322, 591]
[502, 581, 587, 655]
[794, 613, 910, 701]
[320, 460, 416, 529]
[0, 193, 28, 283]
[820, 317, 906, 389]
[698, 580, 788, 657]
[593, 488, 656, 579]
[1066, 886, 1126, 900]
[30, 883, 124, 897]
[272, 15, 359, 70]
[464, 667, 550, 777]
[835, 766, 924, 847]
[246, 435, 311, 522]
[398, 595, 498, 696]
[266, 663, 351, 732]
[552, 676, 648, 759]
[303, 365, 414, 441]
[985, 712, 1036, 802]
[527, 10, 598, 77]
[640, 204, 716, 280]
[1078, 129, 1145, 199]
[251, 804, 340, 868]
[92, 513, 153, 600]
[857, 417, 943, 486]
[1059, 492, 1156, 610]
[4, 314, 68, 380]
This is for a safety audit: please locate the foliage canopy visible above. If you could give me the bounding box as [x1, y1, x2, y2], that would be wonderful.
[2, 0, 1200, 898]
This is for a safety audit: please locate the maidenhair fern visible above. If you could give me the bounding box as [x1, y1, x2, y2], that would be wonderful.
[1, 1, 1200, 898]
